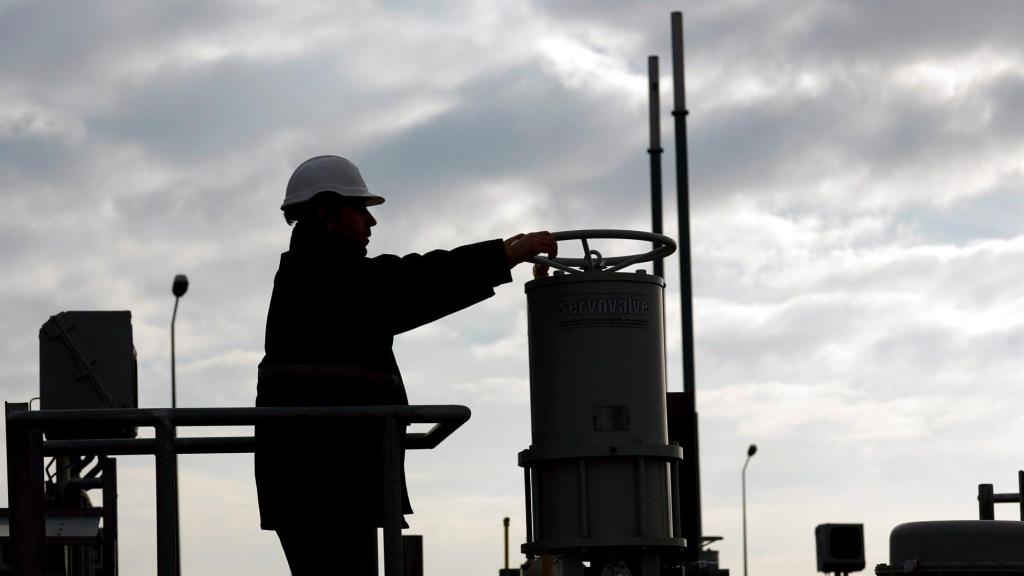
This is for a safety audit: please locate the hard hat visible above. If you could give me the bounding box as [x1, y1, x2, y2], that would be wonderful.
[281, 155, 384, 210]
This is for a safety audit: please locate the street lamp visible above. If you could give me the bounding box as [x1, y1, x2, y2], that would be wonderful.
[169, 274, 188, 571]
[171, 274, 189, 408]
[743, 444, 758, 576]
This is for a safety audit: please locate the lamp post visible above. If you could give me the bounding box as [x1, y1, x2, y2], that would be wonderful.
[504, 517, 510, 570]
[743, 444, 757, 576]
[170, 274, 188, 572]
[171, 274, 188, 408]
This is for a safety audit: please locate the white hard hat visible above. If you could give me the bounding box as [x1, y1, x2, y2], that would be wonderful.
[281, 155, 384, 210]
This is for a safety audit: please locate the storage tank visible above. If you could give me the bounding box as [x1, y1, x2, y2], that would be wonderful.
[875, 521, 1024, 575]
[518, 231, 684, 564]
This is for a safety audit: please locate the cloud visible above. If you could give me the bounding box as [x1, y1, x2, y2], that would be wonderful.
[3, 2, 1024, 575]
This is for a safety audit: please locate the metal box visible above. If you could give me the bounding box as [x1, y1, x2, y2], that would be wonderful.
[39, 311, 138, 439]
[816, 523, 864, 573]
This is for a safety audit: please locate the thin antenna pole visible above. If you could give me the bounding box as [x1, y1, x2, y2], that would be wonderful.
[648, 55, 665, 279]
[671, 10, 703, 562]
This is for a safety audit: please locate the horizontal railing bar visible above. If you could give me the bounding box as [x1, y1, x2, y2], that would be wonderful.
[44, 437, 253, 456]
[178, 436, 254, 453]
[8, 405, 471, 428]
[406, 423, 456, 449]
[45, 430, 449, 456]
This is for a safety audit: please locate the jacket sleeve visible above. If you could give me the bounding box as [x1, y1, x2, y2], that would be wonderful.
[372, 239, 512, 335]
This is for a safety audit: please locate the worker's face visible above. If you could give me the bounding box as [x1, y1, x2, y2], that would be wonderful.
[322, 200, 376, 247]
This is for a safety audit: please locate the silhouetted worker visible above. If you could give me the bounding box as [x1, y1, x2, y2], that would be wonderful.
[255, 155, 556, 575]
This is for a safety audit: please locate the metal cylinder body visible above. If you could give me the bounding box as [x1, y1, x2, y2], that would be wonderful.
[520, 271, 683, 554]
[529, 272, 668, 447]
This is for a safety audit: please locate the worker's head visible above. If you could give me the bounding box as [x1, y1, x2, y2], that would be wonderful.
[287, 192, 376, 246]
[281, 155, 383, 246]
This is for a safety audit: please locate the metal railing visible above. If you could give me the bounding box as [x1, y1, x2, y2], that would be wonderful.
[978, 470, 1024, 520]
[5, 403, 471, 576]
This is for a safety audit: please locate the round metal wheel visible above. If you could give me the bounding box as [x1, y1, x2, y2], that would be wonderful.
[528, 229, 676, 274]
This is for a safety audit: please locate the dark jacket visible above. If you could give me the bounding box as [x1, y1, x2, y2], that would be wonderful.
[255, 224, 512, 530]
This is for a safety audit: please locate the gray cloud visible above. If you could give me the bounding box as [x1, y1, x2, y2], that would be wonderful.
[3, 2, 1024, 575]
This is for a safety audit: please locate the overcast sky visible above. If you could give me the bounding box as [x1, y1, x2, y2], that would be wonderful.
[3, 1, 1024, 574]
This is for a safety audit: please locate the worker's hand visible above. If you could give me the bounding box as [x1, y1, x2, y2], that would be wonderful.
[505, 232, 557, 273]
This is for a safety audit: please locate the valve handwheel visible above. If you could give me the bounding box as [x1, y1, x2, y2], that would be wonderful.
[527, 230, 677, 274]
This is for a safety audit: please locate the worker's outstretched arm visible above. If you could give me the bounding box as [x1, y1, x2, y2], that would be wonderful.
[378, 231, 556, 335]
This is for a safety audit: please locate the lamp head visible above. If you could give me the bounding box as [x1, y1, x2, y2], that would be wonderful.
[172, 274, 189, 298]
[747, 444, 758, 457]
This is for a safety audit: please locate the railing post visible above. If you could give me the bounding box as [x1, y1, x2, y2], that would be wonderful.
[155, 418, 180, 576]
[1018, 470, 1024, 521]
[102, 456, 119, 576]
[5, 402, 47, 576]
[382, 416, 405, 576]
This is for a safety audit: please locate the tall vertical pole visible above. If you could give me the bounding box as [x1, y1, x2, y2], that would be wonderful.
[648, 55, 665, 279]
[671, 10, 703, 562]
